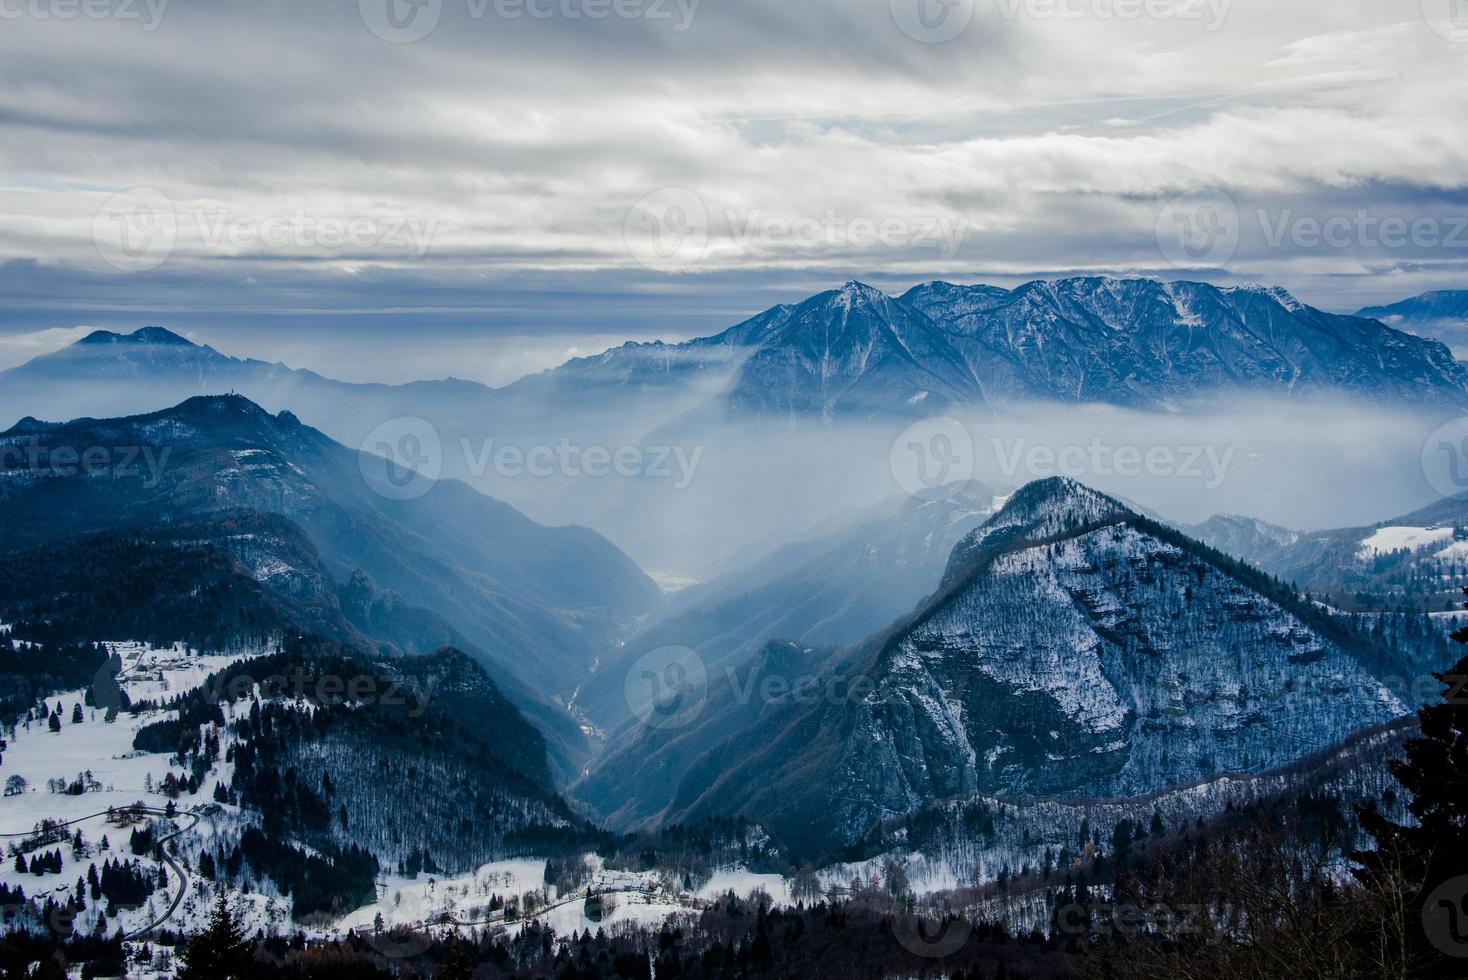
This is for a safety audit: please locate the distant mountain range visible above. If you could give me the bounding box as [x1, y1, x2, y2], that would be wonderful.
[603, 478, 1427, 855]
[1358, 290, 1468, 355]
[4, 279, 1465, 443]
[533, 278, 1468, 418]
[1185, 492, 1468, 613]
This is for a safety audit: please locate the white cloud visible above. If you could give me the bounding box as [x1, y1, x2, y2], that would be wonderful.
[0, 0, 1462, 334]
[0, 326, 96, 371]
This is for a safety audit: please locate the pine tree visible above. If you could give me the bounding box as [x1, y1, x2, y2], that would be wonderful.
[1355, 585, 1468, 977]
[177, 893, 253, 980]
[439, 931, 475, 980]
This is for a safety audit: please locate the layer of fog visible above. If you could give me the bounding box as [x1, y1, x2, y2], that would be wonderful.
[2, 366, 1457, 581]
[462, 399, 1460, 577]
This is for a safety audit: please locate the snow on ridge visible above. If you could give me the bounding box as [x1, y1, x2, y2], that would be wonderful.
[1356, 525, 1458, 559]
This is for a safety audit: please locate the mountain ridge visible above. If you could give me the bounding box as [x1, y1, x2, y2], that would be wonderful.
[645, 477, 1425, 856]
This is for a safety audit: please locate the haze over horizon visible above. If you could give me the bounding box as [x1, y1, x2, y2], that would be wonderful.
[1, 1, 1465, 383]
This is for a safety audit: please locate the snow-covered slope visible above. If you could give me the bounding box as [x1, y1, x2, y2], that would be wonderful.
[661, 478, 1423, 855]
[1359, 290, 1468, 355]
[1186, 492, 1468, 613]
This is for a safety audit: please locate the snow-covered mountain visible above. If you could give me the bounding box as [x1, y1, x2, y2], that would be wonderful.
[0, 395, 661, 776]
[1359, 290, 1468, 354]
[7, 279, 1465, 447]
[576, 481, 1006, 734]
[656, 478, 1425, 856]
[575, 482, 1006, 825]
[1186, 493, 1468, 613]
[898, 278, 1468, 411]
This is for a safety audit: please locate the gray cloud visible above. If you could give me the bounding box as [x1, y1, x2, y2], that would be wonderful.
[0, 0, 1465, 378]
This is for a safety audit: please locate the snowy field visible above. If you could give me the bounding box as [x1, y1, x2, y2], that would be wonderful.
[1356, 525, 1462, 558]
[0, 640, 286, 944]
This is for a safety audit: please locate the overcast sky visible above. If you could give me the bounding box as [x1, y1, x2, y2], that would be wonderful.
[0, 0, 1465, 384]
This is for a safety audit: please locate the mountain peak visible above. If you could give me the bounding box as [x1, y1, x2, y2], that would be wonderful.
[943, 477, 1132, 582]
[1224, 283, 1306, 313]
[171, 392, 277, 422]
[76, 326, 196, 347]
[997, 476, 1132, 526]
[832, 280, 889, 307]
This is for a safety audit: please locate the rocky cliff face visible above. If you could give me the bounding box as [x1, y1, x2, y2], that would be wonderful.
[662, 478, 1421, 856]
